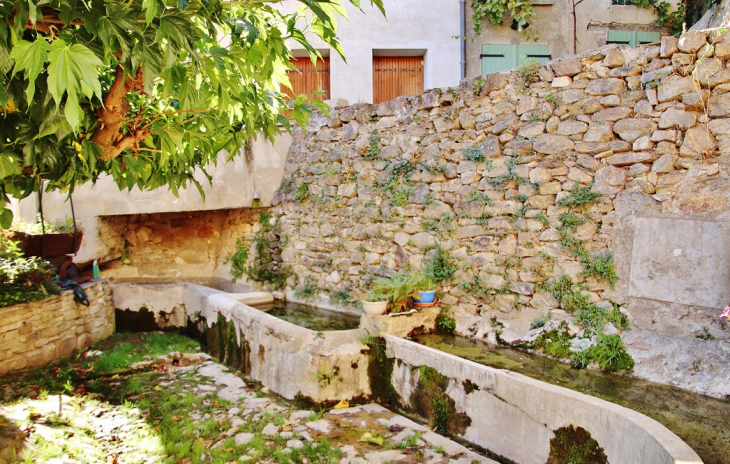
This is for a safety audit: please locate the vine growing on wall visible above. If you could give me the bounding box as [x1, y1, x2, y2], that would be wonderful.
[471, 0, 536, 40]
[225, 210, 288, 289]
[471, 0, 685, 43]
[633, 0, 686, 36]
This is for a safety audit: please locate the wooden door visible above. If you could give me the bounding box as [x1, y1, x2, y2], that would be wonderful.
[373, 56, 424, 104]
[282, 57, 330, 100]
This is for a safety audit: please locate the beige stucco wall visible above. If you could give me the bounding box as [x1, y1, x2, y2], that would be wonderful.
[465, 0, 681, 79]
[278, 0, 462, 103]
[12, 135, 291, 264]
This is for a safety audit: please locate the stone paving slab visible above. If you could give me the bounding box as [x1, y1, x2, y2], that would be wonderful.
[1, 353, 497, 464]
[189, 359, 498, 463]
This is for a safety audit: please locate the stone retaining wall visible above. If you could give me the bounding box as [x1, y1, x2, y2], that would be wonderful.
[0, 281, 114, 374]
[271, 30, 730, 398]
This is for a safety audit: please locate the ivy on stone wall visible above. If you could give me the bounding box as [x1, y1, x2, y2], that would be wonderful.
[225, 210, 288, 290]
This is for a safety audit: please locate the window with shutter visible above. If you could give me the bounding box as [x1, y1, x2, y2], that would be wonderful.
[480, 44, 551, 75]
[606, 30, 661, 47]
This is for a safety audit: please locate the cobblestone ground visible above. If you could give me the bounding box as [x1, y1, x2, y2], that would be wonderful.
[0, 334, 495, 464]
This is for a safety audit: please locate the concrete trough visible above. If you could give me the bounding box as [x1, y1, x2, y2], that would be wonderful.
[110, 281, 702, 464]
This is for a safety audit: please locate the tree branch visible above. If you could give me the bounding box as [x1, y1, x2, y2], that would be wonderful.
[91, 65, 147, 161]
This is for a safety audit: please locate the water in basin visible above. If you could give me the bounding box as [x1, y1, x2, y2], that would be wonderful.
[253, 302, 360, 331]
[412, 333, 730, 464]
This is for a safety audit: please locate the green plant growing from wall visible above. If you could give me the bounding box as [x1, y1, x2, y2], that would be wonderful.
[472, 77, 487, 94]
[294, 279, 320, 302]
[294, 182, 310, 203]
[225, 238, 249, 282]
[436, 313, 457, 334]
[363, 134, 381, 160]
[226, 210, 288, 289]
[311, 363, 338, 387]
[631, 0, 686, 36]
[588, 334, 635, 372]
[463, 146, 486, 163]
[467, 190, 494, 206]
[558, 212, 586, 231]
[330, 287, 359, 309]
[557, 184, 601, 210]
[424, 245, 457, 283]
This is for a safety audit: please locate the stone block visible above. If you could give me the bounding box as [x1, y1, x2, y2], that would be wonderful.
[677, 31, 707, 54]
[629, 218, 730, 308]
[585, 78, 626, 96]
[551, 58, 582, 77]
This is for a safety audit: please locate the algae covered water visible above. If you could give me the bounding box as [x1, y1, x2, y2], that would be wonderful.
[253, 302, 360, 331]
[412, 333, 730, 464]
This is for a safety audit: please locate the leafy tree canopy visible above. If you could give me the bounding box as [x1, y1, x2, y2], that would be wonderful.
[0, 0, 384, 227]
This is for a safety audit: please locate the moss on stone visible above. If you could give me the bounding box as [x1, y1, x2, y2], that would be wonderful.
[547, 425, 607, 464]
[363, 337, 400, 407]
[409, 365, 471, 435]
[205, 314, 250, 374]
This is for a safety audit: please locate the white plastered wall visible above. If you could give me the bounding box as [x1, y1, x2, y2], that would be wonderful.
[11, 134, 292, 264]
[278, 0, 462, 103]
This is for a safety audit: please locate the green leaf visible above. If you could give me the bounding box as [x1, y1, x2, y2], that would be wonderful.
[27, 0, 38, 25]
[0, 152, 22, 178]
[142, 0, 158, 24]
[10, 39, 51, 101]
[47, 40, 103, 126]
[63, 91, 82, 131]
[0, 207, 13, 229]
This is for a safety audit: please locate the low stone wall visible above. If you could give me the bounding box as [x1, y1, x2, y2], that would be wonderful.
[384, 336, 702, 464]
[0, 281, 115, 374]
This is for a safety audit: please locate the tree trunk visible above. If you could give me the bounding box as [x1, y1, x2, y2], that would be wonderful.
[91, 66, 146, 161]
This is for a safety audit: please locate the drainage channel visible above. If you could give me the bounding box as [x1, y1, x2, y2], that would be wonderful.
[411, 333, 730, 464]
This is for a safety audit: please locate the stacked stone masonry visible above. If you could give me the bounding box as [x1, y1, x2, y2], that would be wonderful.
[271, 30, 730, 398]
[0, 281, 115, 374]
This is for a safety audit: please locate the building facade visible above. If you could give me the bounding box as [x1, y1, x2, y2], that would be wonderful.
[466, 0, 682, 79]
[280, 0, 682, 103]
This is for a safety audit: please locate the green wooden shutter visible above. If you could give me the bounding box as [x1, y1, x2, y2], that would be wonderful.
[637, 31, 661, 44]
[607, 30, 661, 47]
[481, 44, 513, 75]
[518, 44, 551, 66]
[607, 30, 633, 47]
[481, 44, 550, 74]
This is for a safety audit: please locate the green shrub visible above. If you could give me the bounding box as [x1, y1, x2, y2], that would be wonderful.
[0, 240, 60, 307]
[436, 313, 456, 334]
[424, 245, 457, 283]
[371, 272, 419, 313]
[589, 334, 634, 372]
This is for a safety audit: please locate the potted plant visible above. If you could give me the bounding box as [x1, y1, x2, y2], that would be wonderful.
[411, 270, 437, 307]
[360, 289, 388, 316]
[370, 272, 419, 314]
[5, 215, 83, 262]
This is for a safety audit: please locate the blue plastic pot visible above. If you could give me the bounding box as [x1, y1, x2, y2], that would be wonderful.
[414, 290, 436, 304]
